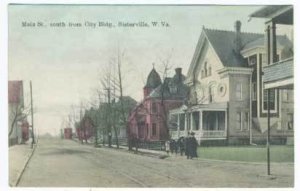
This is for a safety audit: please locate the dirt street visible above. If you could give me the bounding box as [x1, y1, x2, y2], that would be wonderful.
[17, 138, 293, 187]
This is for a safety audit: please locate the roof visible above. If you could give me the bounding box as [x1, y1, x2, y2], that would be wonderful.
[144, 68, 162, 89]
[242, 35, 293, 51]
[249, 5, 293, 25]
[250, 5, 292, 18]
[149, 73, 189, 100]
[204, 28, 263, 67]
[8, 81, 23, 104]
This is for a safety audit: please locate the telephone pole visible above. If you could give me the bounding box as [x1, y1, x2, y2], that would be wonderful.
[30, 81, 35, 147]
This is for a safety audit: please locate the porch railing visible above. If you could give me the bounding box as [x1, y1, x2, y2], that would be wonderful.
[170, 130, 227, 139]
[202, 130, 226, 138]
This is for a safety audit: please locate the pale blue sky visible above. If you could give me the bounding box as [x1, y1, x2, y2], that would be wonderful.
[9, 5, 291, 135]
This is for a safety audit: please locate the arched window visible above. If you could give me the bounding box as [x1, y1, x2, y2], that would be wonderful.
[208, 66, 212, 76]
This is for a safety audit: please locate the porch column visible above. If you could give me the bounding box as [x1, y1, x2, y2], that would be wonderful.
[177, 114, 180, 138]
[225, 110, 227, 137]
[267, 89, 271, 175]
[199, 110, 203, 144]
[184, 112, 187, 135]
[190, 112, 193, 131]
[199, 111, 203, 131]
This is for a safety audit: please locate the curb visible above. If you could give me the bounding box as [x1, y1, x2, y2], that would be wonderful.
[197, 157, 294, 165]
[12, 144, 37, 187]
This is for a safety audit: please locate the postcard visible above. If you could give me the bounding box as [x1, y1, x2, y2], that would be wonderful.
[5, 2, 295, 189]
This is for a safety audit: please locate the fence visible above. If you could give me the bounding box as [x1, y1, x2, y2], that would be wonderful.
[111, 137, 165, 151]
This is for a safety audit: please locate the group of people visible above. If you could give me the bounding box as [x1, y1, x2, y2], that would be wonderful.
[165, 132, 198, 159]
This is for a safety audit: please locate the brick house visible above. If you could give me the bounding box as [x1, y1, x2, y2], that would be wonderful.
[8, 81, 29, 146]
[128, 67, 188, 141]
[169, 20, 293, 145]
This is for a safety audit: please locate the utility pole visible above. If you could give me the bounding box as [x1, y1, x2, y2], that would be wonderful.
[106, 88, 112, 148]
[30, 81, 35, 148]
[267, 89, 271, 175]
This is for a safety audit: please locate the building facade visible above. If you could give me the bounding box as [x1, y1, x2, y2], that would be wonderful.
[8, 81, 30, 146]
[169, 20, 293, 145]
[128, 67, 188, 141]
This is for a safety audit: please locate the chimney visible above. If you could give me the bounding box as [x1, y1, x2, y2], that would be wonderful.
[175, 67, 182, 82]
[234, 20, 242, 53]
[175, 67, 182, 75]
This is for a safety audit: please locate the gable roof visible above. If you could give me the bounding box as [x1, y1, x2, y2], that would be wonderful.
[203, 28, 263, 67]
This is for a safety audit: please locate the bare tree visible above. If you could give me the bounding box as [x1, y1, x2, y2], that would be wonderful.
[158, 50, 174, 140]
[9, 103, 31, 138]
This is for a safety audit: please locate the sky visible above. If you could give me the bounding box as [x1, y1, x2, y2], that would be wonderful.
[8, 4, 292, 136]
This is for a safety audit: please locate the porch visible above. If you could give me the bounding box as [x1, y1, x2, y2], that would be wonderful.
[169, 104, 228, 141]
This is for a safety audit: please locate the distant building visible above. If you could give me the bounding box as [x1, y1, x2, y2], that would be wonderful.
[8, 81, 29, 146]
[128, 67, 189, 141]
[64, 128, 73, 139]
[169, 19, 293, 145]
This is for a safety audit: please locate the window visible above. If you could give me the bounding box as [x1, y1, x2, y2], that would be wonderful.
[168, 114, 178, 130]
[263, 89, 275, 110]
[201, 70, 204, 79]
[192, 112, 200, 130]
[244, 112, 249, 130]
[236, 112, 242, 130]
[152, 102, 157, 113]
[208, 66, 212, 76]
[208, 86, 213, 103]
[236, 83, 242, 100]
[179, 114, 185, 130]
[287, 114, 293, 130]
[252, 83, 257, 100]
[282, 90, 293, 102]
[169, 85, 177, 94]
[187, 113, 191, 130]
[152, 123, 157, 136]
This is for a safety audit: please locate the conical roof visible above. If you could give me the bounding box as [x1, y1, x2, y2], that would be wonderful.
[144, 68, 162, 89]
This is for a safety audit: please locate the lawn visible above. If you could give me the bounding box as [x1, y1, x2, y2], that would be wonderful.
[197, 145, 294, 163]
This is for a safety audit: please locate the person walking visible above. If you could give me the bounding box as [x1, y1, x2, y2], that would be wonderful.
[165, 140, 170, 155]
[178, 137, 185, 156]
[185, 132, 191, 159]
[170, 139, 174, 154]
[190, 132, 198, 159]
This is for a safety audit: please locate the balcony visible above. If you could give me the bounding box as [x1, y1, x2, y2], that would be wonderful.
[263, 57, 293, 89]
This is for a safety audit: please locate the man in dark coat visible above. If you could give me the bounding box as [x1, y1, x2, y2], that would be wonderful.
[190, 132, 198, 159]
[185, 132, 191, 159]
[178, 137, 185, 156]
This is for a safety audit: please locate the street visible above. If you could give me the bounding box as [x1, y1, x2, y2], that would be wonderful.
[17, 138, 293, 187]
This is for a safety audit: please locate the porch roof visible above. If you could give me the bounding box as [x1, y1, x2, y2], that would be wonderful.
[249, 5, 293, 24]
[170, 102, 228, 113]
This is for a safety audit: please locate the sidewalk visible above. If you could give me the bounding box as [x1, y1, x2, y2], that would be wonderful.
[9, 142, 36, 186]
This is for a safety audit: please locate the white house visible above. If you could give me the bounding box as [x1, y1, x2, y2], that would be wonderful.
[169, 20, 293, 145]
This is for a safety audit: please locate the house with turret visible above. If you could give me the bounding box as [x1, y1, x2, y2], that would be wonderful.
[128, 67, 188, 141]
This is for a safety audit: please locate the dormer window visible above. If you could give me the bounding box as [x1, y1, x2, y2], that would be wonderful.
[249, 55, 257, 66]
[169, 85, 177, 94]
